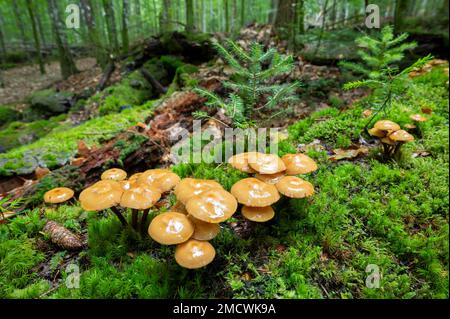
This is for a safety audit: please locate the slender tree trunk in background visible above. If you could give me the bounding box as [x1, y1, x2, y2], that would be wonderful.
[47, 0, 78, 79]
[134, 0, 142, 37]
[224, 0, 230, 33]
[12, 0, 28, 48]
[231, 0, 237, 33]
[0, 14, 6, 60]
[25, 0, 45, 74]
[298, 0, 304, 34]
[313, 0, 329, 55]
[81, 0, 108, 68]
[185, 0, 195, 32]
[151, 0, 159, 34]
[329, 0, 337, 29]
[240, 0, 245, 27]
[122, 0, 130, 54]
[269, 0, 278, 24]
[161, 0, 173, 32]
[35, 6, 47, 48]
[274, 0, 295, 36]
[394, 0, 408, 33]
[201, 0, 206, 32]
[103, 0, 120, 54]
[209, 0, 215, 31]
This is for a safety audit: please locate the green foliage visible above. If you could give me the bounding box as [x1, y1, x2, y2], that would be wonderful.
[0, 105, 20, 127]
[194, 39, 300, 126]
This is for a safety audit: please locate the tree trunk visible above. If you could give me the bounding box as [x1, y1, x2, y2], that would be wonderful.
[240, 0, 245, 27]
[0, 14, 6, 60]
[298, 0, 304, 34]
[103, 0, 120, 54]
[26, 0, 45, 74]
[122, 0, 130, 54]
[274, 0, 295, 36]
[134, 0, 142, 37]
[201, 0, 206, 32]
[185, 0, 195, 32]
[231, 0, 238, 33]
[80, 0, 108, 68]
[161, 0, 173, 32]
[12, 0, 28, 47]
[394, 0, 408, 33]
[224, 0, 230, 32]
[47, 0, 78, 79]
[35, 5, 47, 48]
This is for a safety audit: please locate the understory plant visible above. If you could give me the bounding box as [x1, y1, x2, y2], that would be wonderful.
[194, 39, 301, 127]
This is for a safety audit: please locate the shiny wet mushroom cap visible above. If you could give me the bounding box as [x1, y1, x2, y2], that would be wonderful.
[368, 127, 387, 138]
[281, 153, 318, 175]
[174, 239, 216, 269]
[138, 169, 181, 193]
[248, 153, 286, 174]
[148, 212, 194, 245]
[174, 178, 223, 205]
[101, 168, 127, 181]
[275, 176, 314, 198]
[380, 136, 396, 145]
[231, 178, 280, 207]
[185, 188, 238, 223]
[255, 171, 285, 185]
[79, 180, 123, 211]
[120, 184, 161, 210]
[188, 216, 220, 241]
[44, 187, 74, 204]
[242, 205, 275, 222]
[227, 152, 260, 173]
[388, 129, 415, 142]
[410, 114, 427, 122]
[374, 120, 401, 132]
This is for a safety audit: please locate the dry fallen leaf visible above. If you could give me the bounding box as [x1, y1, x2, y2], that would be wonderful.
[362, 109, 373, 117]
[421, 107, 433, 114]
[329, 146, 369, 161]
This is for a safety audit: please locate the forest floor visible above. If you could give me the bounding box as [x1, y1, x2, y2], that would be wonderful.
[0, 25, 448, 299]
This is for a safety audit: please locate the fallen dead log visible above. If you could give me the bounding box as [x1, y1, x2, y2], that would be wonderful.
[96, 61, 115, 92]
[140, 68, 167, 95]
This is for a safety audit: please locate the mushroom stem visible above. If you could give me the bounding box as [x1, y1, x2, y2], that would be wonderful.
[140, 209, 150, 235]
[131, 209, 139, 230]
[110, 206, 128, 226]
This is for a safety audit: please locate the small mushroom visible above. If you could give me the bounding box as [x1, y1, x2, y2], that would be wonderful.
[138, 169, 181, 193]
[188, 215, 220, 241]
[101, 168, 127, 181]
[185, 188, 238, 223]
[148, 211, 194, 245]
[248, 153, 286, 174]
[241, 206, 275, 222]
[281, 153, 318, 175]
[174, 239, 216, 269]
[255, 171, 285, 184]
[374, 120, 401, 132]
[174, 178, 223, 205]
[389, 129, 415, 143]
[368, 127, 387, 138]
[79, 180, 126, 225]
[275, 176, 314, 198]
[227, 152, 260, 173]
[410, 114, 427, 122]
[231, 178, 280, 207]
[404, 124, 417, 129]
[44, 187, 74, 204]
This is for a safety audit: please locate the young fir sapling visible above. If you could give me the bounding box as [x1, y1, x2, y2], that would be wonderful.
[194, 39, 301, 127]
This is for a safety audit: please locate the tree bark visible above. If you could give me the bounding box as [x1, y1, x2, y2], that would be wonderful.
[0, 14, 6, 59]
[394, 0, 408, 33]
[26, 0, 45, 74]
[12, 0, 28, 47]
[274, 0, 295, 36]
[103, 0, 120, 54]
[47, 0, 78, 79]
[122, 0, 130, 54]
[134, 0, 143, 36]
[185, 0, 195, 32]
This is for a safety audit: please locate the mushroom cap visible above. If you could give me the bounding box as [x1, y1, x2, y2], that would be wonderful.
[101, 168, 127, 181]
[79, 180, 123, 211]
[189, 216, 220, 241]
[174, 178, 223, 205]
[380, 136, 396, 145]
[404, 123, 417, 129]
[231, 178, 280, 207]
[281, 153, 318, 175]
[242, 205, 275, 222]
[368, 127, 387, 138]
[128, 173, 143, 184]
[174, 239, 216, 269]
[148, 212, 194, 245]
[185, 188, 238, 223]
[410, 114, 427, 122]
[227, 152, 260, 173]
[43, 187, 74, 204]
[255, 171, 285, 184]
[248, 153, 286, 174]
[388, 129, 415, 142]
[120, 184, 161, 209]
[138, 169, 181, 193]
[374, 120, 400, 132]
[275, 176, 314, 198]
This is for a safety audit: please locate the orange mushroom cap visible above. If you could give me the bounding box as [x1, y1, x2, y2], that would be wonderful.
[189, 215, 220, 241]
[44, 187, 74, 204]
[227, 152, 260, 173]
[79, 180, 123, 211]
[185, 188, 238, 223]
[138, 169, 181, 193]
[410, 114, 427, 122]
[374, 120, 400, 132]
[101, 168, 127, 181]
[380, 136, 396, 145]
[388, 129, 415, 142]
[275, 176, 314, 198]
[231, 178, 280, 207]
[120, 184, 161, 210]
[368, 127, 387, 138]
[148, 212, 194, 245]
[174, 239, 216, 269]
[242, 205, 275, 222]
[174, 178, 223, 205]
[404, 123, 417, 129]
[281, 153, 318, 175]
[248, 153, 286, 174]
[254, 171, 285, 184]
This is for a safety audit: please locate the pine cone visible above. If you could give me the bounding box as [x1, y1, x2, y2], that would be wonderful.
[43, 221, 83, 250]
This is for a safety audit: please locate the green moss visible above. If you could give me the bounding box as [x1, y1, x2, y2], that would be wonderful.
[0, 105, 20, 127]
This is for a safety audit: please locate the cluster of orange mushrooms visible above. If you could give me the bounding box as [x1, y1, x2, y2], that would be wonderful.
[43, 151, 317, 269]
[368, 114, 426, 157]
